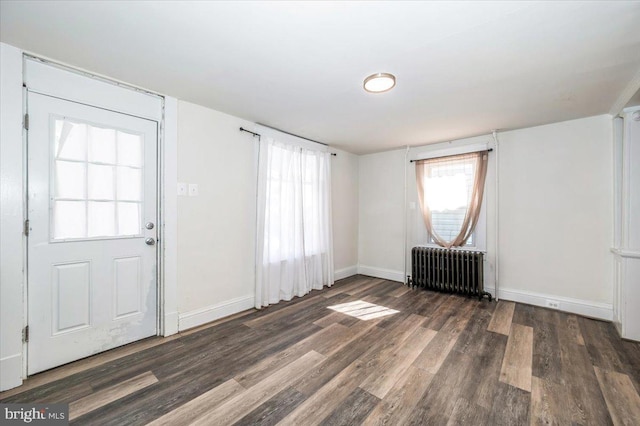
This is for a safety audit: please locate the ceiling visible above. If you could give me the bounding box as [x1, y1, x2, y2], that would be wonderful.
[2, 1, 640, 154]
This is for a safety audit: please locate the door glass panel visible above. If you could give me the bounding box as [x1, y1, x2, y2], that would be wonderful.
[55, 161, 86, 199]
[117, 131, 143, 167]
[117, 202, 141, 236]
[88, 164, 115, 199]
[52, 117, 144, 240]
[88, 201, 116, 237]
[88, 126, 116, 164]
[55, 120, 87, 161]
[54, 201, 86, 239]
[117, 167, 142, 201]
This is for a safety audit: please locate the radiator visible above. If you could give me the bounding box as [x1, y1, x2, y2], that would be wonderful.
[409, 246, 492, 301]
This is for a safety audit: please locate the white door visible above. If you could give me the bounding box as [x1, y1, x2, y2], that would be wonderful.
[27, 91, 158, 374]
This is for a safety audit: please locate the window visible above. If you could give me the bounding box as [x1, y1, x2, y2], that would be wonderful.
[415, 150, 488, 248]
[263, 144, 327, 262]
[425, 157, 476, 246]
[52, 118, 144, 240]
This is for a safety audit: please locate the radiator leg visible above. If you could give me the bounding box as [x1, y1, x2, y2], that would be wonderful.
[479, 291, 492, 302]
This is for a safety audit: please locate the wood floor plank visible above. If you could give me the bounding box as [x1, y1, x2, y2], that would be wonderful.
[234, 323, 348, 388]
[500, 323, 534, 392]
[557, 322, 613, 426]
[191, 351, 325, 426]
[361, 366, 434, 426]
[147, 379, 245, 426]
[413, 323, 461, 374]
[531, 310, 562, 382]
[0, 336, 179, 400]
[69, 371, 158, 420]
[566, 314, 585, 345]
[487, 300, 515, 335]
[233, 386, 307, 426]
[360, 326, 437, 398]
[487, 381, 531, 425]
[388, 284, 411, 298]
[446, 397, 489, 426]
[530, 376, 572, 426]
[594, 367, 640, 426]
[319, 387, 380, 426]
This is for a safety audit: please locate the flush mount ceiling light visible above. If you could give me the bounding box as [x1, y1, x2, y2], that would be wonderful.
[363, 72, 396, 93]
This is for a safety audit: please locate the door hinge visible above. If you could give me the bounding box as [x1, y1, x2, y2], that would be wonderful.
[24, 113, 29, 130]
[24, 219, 30, 236]
[22, 326, 29, 343]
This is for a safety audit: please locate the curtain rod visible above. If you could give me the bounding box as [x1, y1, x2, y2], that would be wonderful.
[409, 148, 493, 163]
[240, 127, 337, 156]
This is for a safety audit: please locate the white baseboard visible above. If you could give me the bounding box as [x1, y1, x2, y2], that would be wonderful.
[0, 353, 23, 391]
[178, 295, 255, 332]
[357, 265, 405, 283]
[485, 286, 613, 321]
[163, 311, 179, 336]
[335, 265, 358, 281]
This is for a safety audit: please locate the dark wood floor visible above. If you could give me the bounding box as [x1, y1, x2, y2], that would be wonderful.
[2, 275, 640, 425]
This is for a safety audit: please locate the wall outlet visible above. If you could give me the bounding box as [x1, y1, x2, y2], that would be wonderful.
[545, 299, 560, 310]
[177, 183, 187, 196]
[188, 183, 199, 197]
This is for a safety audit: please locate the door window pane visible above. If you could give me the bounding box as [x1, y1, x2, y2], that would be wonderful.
[54, 201, 86, 239]
[88, 164, 115, 200]
[117, 202, 141, 236]
[88, 202, 116, 237]
[117, 131, 143, 167]
[88, 126, 116, 164]
[55, 120, 87, 161]
[52, 117, 145, 240]
[55, 161, 86, 199]
[117, 167, 142, 201]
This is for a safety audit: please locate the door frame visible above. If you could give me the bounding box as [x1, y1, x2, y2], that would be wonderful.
[0, 44, 178, 390]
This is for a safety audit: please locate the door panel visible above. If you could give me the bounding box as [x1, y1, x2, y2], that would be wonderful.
[27, 92, 158, 374]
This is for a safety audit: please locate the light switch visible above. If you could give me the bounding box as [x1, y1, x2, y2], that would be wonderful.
[177, 183, 187, 196]
[188, 183, 199, 197]
[409, 202, 416, 210]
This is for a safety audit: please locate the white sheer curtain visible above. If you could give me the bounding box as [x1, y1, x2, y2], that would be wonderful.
[255, 131, 334, 309]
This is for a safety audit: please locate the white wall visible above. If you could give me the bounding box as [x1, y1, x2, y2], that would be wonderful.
[176, 102, 360, 329]
[0, 42, 25, 391]
[358, 149, 407, 281]
[499, 116, 612, 306]
[357, 115, 614, 319]
[331, 148, 359, 279]
[176, 101, 257, 330]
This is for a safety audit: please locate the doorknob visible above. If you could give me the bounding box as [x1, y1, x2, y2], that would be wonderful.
[145, 222, 155, 230]
[145, 238, 156, 246]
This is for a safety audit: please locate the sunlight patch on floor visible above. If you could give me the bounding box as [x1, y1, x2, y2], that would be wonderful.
[327, 300, 399, 320]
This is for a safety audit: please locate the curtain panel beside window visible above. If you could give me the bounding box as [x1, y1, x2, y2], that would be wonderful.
[255, 136, 334, 309]
[415, 151, 489, 248]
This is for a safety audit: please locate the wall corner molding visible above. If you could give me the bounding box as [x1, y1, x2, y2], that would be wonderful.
[178, 295, 255, 332]
[334, 265, 358, 281]
[356, 265, 405, 283]
[484, 286, 613, 321]
[0, 353, 23, 391]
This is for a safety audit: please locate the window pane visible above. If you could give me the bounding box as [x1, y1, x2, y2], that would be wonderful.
[55, 120, 86, 161]
[54, 201, 86, 239]
[88, 201, 116, 237]
[117, 131, 143, 167]
[424, 155, 476, 246]
[117, 167, 142, 201]
[88, 164, 115, 200]
[117, 202, 141, 235]
[55, 160, 86, 199]
[88, 126, 116, 164]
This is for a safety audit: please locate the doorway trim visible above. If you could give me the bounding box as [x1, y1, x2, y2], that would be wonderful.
[0, 43, 178, 391]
